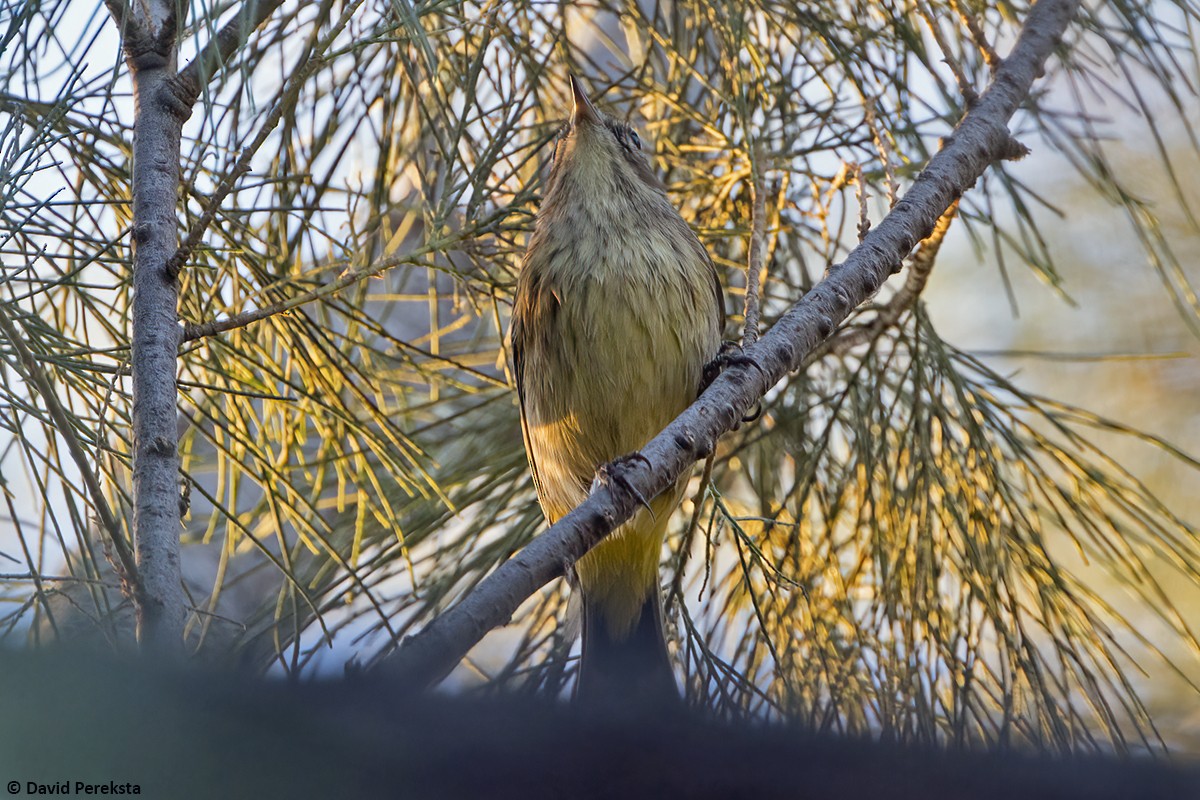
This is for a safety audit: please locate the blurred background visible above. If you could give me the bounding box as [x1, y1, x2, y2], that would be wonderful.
[928, 102, 1200, 747]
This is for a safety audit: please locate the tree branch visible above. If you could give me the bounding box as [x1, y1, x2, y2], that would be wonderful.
[379, 0, 1081, 690]
[743, 159, 767, 347]
[171, 0, 291, 108]
[105, 0, 298, 656]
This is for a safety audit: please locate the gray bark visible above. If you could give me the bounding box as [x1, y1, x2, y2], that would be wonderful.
[108, 0, 189, 652]
[381, 0, 1082, 689]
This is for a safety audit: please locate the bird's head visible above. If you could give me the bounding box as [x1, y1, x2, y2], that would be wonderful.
[543, 76, 665, 203]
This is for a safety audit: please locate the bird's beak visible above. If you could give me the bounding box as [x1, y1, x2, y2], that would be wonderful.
[569, 75, 601, 127]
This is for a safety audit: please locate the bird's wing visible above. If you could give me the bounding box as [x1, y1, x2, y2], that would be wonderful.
[707, 250, 727, 336]
[510, 301, 552, 523]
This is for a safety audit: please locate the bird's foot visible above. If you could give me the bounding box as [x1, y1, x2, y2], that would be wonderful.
[702, 341, 766, 423]
[595, 452, 655, 517]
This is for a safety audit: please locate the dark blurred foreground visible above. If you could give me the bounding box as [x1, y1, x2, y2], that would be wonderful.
[0, 649, 1195, 799]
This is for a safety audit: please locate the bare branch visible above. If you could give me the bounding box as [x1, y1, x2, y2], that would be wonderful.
[172, 0, 291, 107]
[379, 0, 1083, 690]
[743, 160, 766, 348]
[103, 0, 306, 657]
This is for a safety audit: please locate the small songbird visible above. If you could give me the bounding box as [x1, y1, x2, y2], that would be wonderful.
[511, 76, 723, 702]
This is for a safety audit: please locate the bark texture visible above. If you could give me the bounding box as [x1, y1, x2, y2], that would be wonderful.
[109, 0, 188, 652]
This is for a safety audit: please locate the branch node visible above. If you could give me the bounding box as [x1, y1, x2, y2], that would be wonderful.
[122, 8, 178, 71]
[158, 80, 196, 123]
[816, 315, 835, 338]
[1000, 136, 1031, 161]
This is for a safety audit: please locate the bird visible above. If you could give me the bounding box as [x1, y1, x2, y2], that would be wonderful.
[510, 76, 723, 703]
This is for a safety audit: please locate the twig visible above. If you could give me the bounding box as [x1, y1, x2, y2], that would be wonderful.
[951, 0, 1003, 72]
[0, 573, 123, 585]
[667, 452, 715, 617]
[181, 247, 438, 343]
[172, 0, 292, 107]
[743, 158, 768, 347]
[379, 0, 1082, 691]
[864, 98, 899, 209]
[854, 162, 871, 241]
[919, 4, 980, 105]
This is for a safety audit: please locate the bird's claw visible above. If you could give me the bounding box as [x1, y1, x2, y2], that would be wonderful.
[596, 453, 655, 516]
[701, 341, 768, 424]
[702, 341, 768, 389]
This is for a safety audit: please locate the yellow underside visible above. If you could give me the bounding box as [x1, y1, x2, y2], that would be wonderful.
[574, 483, 684, 640]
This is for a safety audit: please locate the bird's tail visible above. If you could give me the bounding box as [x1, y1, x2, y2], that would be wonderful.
[576, 588, 678, 706]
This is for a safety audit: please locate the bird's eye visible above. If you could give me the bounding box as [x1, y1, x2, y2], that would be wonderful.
[628, 130, 642, 150]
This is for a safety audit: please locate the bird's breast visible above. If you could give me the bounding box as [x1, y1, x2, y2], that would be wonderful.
[518, 215, 720, 517]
